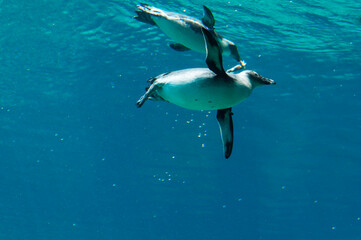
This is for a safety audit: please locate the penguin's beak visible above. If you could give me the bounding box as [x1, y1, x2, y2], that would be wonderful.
[260, 76, 276, 85]
[247, 71, 276, 86]
[265, 78, 276, 85]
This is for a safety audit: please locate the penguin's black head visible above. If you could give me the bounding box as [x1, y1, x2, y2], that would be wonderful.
[247, 70, 276, 86]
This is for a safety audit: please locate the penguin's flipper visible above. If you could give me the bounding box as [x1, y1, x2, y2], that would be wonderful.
[201, 28, 226, 76]
[202, 5, 215, 29]
[134, 10, 156, 26]
[134, 4, 161, 26]
[169, 43, 191, 51]
[216, 108, 234, 159]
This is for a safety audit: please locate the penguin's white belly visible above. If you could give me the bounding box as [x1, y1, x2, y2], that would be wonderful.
[156, 69, 252, 110]
[153, 17, 205, 53]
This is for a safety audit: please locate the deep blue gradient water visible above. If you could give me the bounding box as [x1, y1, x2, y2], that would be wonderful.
[1, 1, 361, 239]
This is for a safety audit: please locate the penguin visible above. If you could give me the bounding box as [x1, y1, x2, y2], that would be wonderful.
[136, 28, 275, 158]
[134, 4, 246, 67]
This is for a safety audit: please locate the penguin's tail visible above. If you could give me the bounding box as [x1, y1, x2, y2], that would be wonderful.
[134, 3, 158, 26]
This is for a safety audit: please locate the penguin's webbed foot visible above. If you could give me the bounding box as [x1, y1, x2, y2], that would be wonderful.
[226, 63, 246, 73]
[136, 97, 146, 108]
[240, 60, 247, 69]
[136, 82, 161, 108]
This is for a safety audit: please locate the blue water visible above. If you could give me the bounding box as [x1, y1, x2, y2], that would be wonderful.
[1, 1, 361, 239]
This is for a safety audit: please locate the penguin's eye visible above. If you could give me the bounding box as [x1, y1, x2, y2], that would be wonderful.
[249, 72, 259, 78]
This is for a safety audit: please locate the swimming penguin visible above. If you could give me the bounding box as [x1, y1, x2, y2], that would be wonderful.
[136, 28, 275, 159]
[134, 3, 246, 68]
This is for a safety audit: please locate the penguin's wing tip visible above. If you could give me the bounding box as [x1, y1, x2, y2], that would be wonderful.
[201, 28, 226, 76]
[202, 5, 215, 29]
[216, 108, 234, 159]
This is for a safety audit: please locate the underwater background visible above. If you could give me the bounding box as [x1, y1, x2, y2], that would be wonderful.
[1, 0, 361, 239]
